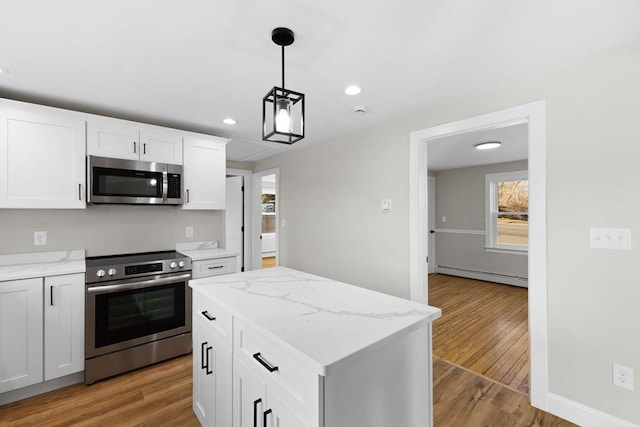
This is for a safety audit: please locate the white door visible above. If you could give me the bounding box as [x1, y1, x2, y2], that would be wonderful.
[427, 177, 436, 274]
[226, 176, 244, 272]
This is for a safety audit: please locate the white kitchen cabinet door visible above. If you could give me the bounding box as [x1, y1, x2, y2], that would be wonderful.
[87, 119, 139, 160]
[233, 357, 267, 427]
[0, 278, 43, 393]
[140, 129, 183, 164]
[44, 273, 84, 381]
[0, 100, 86, 209]
[193, 317, 232, 427]
[182, 135, 229, 210]
[265, 388, 309, 427]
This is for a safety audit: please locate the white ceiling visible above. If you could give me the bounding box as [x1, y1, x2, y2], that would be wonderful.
[427, 122, 528, 171]
[1, 1, 639, 162]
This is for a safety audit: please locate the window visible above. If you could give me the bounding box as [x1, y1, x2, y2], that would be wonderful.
[485, 170, 528, 253]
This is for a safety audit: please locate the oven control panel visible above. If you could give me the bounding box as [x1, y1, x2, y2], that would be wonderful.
[86, 251, 192, 283]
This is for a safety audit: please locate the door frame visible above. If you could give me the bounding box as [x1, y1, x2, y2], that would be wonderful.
[409, 100, 548, 410]
[226, 168, 253, 271]
[427, 176, 436, 274]
[252, 168, 280, 270]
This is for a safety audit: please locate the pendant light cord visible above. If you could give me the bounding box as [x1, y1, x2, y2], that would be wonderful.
[281, 45, 285, 90]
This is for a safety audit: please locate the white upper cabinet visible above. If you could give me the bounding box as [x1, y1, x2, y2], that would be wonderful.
[87, 118, 183, 165]
[183, 134, 229, 210]
[0, 100, 86, 209]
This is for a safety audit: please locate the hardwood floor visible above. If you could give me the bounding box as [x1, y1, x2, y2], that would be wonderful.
[429, 274, 530, 395]
[262, 256, 276, 268]
[0, 355, 574, 426]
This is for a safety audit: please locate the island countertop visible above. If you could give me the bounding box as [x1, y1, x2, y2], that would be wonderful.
[190, 266, 441, 375]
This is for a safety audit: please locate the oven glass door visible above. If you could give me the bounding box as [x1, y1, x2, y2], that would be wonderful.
[86, 274, 191, 358]
[92, 167, 163, 198]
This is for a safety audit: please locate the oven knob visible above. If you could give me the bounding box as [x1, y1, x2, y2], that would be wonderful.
[170, 262, 177, 269]
[96, 269, 106, 278]
[108, 268, 117, 276]
[178, 261, 185, 268]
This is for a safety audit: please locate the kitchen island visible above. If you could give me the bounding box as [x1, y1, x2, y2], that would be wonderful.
[190, 267, 441, 427]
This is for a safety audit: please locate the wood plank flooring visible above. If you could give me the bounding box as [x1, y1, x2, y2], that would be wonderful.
[262, 256, 276, 268]
[0, 355, 574, 426]
[429, 274, 530, 395]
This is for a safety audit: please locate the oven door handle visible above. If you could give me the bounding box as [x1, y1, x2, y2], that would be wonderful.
[86, 273, 192, 294]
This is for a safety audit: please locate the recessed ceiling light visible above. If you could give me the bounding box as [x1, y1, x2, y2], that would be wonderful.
[223, 118, 236, 125]
[475, 141, 501, 150]
[345, 85, 361, 95]
[0, 67, 10, 75]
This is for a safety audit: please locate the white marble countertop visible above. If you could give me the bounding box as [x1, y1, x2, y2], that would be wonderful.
[176, 241, 238, 261]
[0, 250, 86, 281]
[190, 267, 441, 375]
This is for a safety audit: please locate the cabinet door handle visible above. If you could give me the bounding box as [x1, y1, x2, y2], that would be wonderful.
[143, 143, 146, 155]
[263, 408, 272, 427]
[201, 310, 216, 321]
[253, 398, 262, 427]
[133, 141, 137, 153]
[205, 346, 213, 375]
[253, 352, 279, 372]
[186, 189, 190, 203]
[200, 342, 207, 370]
[78, 183, 82, 201]
[50, 285, 54, 306]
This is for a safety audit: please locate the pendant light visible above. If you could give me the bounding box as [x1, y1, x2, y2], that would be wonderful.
[262, 27, 305, 144]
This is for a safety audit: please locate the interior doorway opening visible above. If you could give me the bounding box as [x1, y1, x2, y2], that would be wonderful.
[252, 168, 279, 270]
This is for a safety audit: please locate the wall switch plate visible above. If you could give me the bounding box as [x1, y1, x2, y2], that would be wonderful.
[613, 363, 634, 390]
[185, 226, 194, 238]
[442, 216, 447, 223]
[589, 227, 632, 250]
[381, 199, 392, 213]
[34, 231, 47, 246]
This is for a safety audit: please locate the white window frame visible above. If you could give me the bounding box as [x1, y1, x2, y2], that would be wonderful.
[485, 170, 528, 255]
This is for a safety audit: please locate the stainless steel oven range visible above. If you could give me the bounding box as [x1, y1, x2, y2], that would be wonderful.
[85, 251, 192, 384]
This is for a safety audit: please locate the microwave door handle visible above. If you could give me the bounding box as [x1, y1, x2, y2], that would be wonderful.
[86, 273, 192, 294]
[162, 171, 168, 203]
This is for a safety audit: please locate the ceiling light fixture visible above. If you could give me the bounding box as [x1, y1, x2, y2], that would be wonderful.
[475, 141, 501, 150]
[223, 118, 236, 125]
[262, 27, 305, 144]
[345, 85, 361, 95]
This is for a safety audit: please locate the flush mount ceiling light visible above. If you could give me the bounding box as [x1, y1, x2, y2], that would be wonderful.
[262, 27, 305, 144]
[223, 118, 236, 125]
[475, 141, 502, 150]
[345, 85, 361, 95]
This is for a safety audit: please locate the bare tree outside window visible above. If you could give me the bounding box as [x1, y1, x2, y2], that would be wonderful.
[497, 180, 528, 246]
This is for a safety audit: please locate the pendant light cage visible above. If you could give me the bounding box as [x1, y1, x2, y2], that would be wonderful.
[262, 27, 305, 144]
[262, 86, 305, 144]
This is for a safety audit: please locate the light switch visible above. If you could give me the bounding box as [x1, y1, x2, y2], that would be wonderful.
[589, 227, 631, 250]
[381, 199, 392, 213]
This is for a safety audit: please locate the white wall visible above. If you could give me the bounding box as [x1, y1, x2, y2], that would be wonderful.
[0, 206, 224, 256]
[256, 42, 640, 425]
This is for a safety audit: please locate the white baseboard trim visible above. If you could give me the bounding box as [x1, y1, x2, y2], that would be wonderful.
[435, 266, 528, 288]
[547, 393, 639, 427]
[0, 372, 84, 405]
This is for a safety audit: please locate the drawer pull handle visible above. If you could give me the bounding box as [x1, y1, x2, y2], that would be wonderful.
[208, 265, 224, 270]
[201, 311, 216, 321]
[253, 352, 279, 372]
[253, 398, 262, 427]
[263, 408, 272, 427]
[200, 342, 207, 370]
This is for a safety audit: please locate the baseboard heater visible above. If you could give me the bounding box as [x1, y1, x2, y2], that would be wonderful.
[435, 265, 528, 288]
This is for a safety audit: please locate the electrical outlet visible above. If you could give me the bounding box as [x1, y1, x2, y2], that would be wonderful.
[613, 363, 634, 391]
[185, 226, 194, 238]
[34, 231, 47, 246]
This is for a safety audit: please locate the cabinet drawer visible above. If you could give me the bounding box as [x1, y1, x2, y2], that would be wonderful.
[234, 318, 320, 425]
[192, 257, 236, 279]
[194, 293, 233, 350]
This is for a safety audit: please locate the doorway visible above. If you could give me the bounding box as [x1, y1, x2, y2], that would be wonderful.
[409, 101, 548, 409]
[252, 168, 279, 270]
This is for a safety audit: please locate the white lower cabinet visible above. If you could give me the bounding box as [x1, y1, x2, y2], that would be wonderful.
[0, 278, 43, 392]
[233, 357, 307, 427]
[0, 273, 84, 393]
[193, 308, 232, 426]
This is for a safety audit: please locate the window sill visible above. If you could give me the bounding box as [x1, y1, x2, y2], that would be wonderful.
[485, 246, 528, 256]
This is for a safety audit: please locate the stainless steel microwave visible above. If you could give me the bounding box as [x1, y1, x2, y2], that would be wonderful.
[87, 156, 183, 205]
